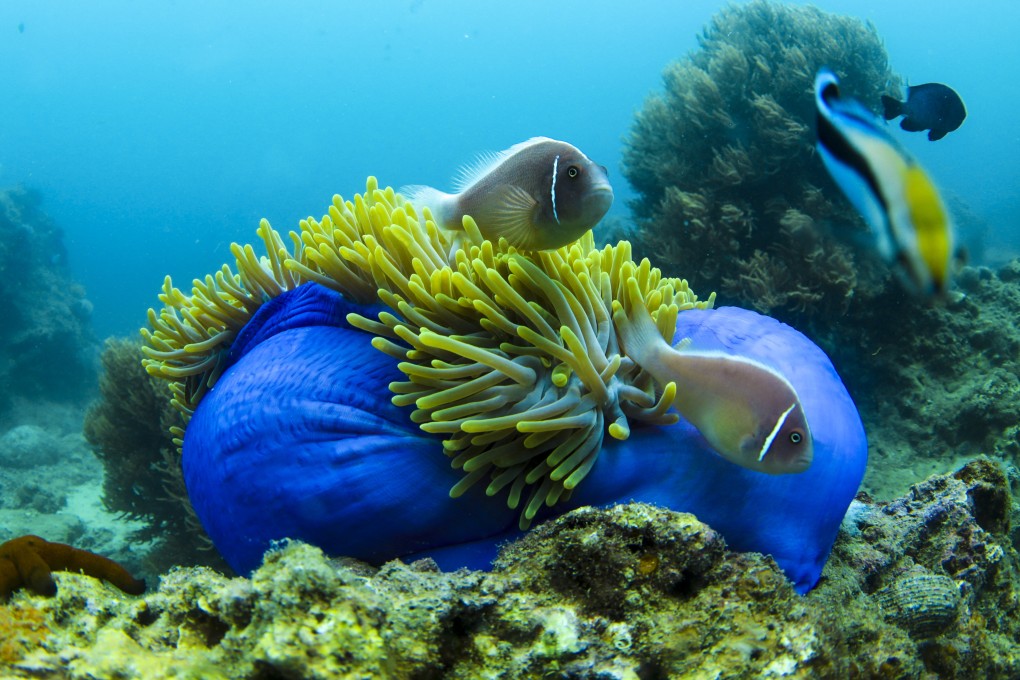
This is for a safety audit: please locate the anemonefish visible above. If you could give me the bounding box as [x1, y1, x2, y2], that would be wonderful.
[814, 69, 957, 297]
[882, 83, 966, 142]
[612, 278, 813, 475]
[404, 137, 613, 251]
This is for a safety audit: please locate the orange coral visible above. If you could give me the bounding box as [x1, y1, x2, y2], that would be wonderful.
[0, 535, 146, 600]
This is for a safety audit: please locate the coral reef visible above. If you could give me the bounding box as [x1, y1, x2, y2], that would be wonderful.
[0, 186, 98, 421]
[618, 0, 1020, 510]
[0, 425, 64, 469]
[822, 458, 1020, 677]
[82, 338, 220, 575]
[0, 458, 1016, 678]
[622, 0, 897, 319]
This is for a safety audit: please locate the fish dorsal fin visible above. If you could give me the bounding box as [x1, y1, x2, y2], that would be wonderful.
[452, 137, 557, 193]
[486, 183, 540, 246]
[758, 402, 797, 462]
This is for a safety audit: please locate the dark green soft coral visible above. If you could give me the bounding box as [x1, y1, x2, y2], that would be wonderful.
[83, 338, 227, 575]
[83, 338, 187, 531]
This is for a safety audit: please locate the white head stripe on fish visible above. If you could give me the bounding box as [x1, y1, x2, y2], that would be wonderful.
[550, 154, 561, 224]
[759, 402, 797, 462]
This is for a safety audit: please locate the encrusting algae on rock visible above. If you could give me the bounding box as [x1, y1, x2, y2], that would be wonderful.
[141, 177, 714, 527]
[0, 602, 49, 666]
[2, 458, 1019, 678]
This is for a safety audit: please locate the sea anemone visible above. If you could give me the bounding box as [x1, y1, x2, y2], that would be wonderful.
[142, 178, 714, 528]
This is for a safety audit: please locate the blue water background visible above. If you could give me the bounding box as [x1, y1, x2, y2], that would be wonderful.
[1, 1, 1017, 339]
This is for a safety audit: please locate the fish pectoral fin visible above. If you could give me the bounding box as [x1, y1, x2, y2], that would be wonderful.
[671, 337, 692, 351]
[738, 433, 760, 459]
[487, 184, 540, 244]
[928, 129, 948, 141]
[899, 116, 927, 132]
[493, 183, 539, 215]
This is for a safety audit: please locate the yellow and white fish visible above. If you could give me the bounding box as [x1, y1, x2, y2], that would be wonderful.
[814, 69, 957, 296]
[404, 137, 613, 251]
[613, 279, 813, 474]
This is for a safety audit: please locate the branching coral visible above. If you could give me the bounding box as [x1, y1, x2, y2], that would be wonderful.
[84, 339, 185, 526]
[623, 0, 896, 318]
[142, 178, 714, 529]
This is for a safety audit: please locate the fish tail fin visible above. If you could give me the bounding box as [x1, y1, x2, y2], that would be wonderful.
[401, 185, 456, 229]
[612, 277, 668, 366]
[881, 95, 903, 120]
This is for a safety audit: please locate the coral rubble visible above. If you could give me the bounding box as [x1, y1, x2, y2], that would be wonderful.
[1, 459, 1017, 678]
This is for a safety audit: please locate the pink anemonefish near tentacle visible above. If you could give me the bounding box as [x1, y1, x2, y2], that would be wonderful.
[612, 278, 813, 475]
[814, 68, 961, 298]
[404, 137, 613, 251]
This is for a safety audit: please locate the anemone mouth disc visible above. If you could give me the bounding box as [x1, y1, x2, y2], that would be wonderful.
[142, 177, 715, 529]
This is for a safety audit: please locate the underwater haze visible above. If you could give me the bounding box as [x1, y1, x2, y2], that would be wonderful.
[7, 3, 1020, 675]
[0, 0, 1017, 339]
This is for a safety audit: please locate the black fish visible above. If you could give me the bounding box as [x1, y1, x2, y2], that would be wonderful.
[881, 83, 966, 141]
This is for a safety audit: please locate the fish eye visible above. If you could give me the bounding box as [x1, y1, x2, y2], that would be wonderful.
[789, 431, 803, 445]
[567, 165, 580, 178]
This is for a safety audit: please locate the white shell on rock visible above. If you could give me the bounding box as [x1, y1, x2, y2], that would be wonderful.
[876, 572, 962, 638]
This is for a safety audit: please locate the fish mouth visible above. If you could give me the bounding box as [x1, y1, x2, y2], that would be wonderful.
[589, 183, 615, 211]
[789, 452, 813, 473]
